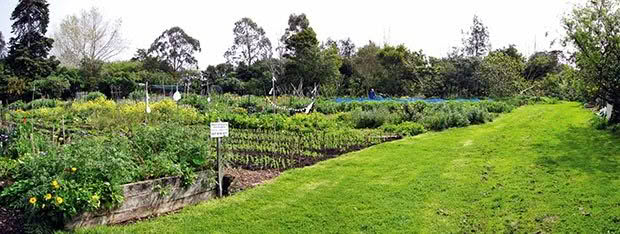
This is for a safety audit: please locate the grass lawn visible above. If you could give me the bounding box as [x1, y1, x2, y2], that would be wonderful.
[78, 103, 620, 233]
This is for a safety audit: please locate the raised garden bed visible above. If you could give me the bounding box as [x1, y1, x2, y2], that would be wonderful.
[66, 171, 215, 229]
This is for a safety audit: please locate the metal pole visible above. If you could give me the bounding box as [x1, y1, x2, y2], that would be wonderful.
[217, 137, 222, 197]
[272, 79, 276, 114]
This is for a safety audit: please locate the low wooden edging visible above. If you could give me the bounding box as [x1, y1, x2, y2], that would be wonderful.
[66, 171, 215, 229]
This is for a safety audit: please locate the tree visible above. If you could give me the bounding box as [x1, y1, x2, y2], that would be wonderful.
[325, 38, 356, 58]
[563, 0, 620, 123]
[463, 15, 491, 57]
[30, 74, 70, 99]
[0, 31, 6, 59]
[279, 14, 341, 96]
[523, 51, 563, 81]
[350, 41, 384, 96]
[279, 13, 311, 57]
[52, 7, 127, 67]
[6, 0, 59, 83]
[376, 44, 431, 96]
[477, 50, 525, 97]
[224, 18, 272, 66]
[338, 38, 356, 58]
[148, 26, 201, 79]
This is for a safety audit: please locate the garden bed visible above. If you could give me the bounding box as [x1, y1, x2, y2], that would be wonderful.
[65, 171, 215, 229]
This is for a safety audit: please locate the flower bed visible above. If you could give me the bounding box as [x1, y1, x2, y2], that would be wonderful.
[66, 171, 214, 229]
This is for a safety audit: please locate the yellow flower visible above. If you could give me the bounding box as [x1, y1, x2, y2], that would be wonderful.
[55, 196, 64, 205]
[71, 167, 77, 173]
[51, 180, 60, 189]
[44, 194, 52, 200]
[91, 194, 100, 201]
[29, 197, 37, 204]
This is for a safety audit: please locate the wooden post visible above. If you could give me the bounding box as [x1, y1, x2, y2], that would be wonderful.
[217, 137, 222, 197]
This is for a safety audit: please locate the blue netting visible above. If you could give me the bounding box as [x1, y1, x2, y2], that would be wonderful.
[332, 97, 482, 103]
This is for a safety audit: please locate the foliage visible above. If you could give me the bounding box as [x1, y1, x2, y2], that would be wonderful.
[0, 122, 214, 232]
[30, 74, 71, 99]
[523, 51, 562, 81]
[381, 122, 426, 136]
[462, 15, 491, 57]
[563, 0, 620, 123]
[533, 66, 590, 101]
[52, 7, 127, 67]
[224, 128, 396, 170]
[8, 100, 26, 110]
[477, 50, 526, 97]
[147, 26, 201, 78]
[26, 98, 61, 110]
[97, 61, 141, 98]
[83, 91, 106, 101]
[280, 14, 342, 96]
[376, 45, 431, 96]
[6, 0, 59, 82]
[418, 102, 493, 131]
[128, 90, 146, 101]
[476, 100, 514, 113]
[425, 56, 484, 98]
[351, 108, 398, 129]
[224, 18, 272, 66]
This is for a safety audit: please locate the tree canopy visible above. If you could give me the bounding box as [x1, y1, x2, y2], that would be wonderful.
[52, 7, 127, 67]
[563, 0, 620, 123]
[463, 15, 491, 57]
[148, 26, 201, 78]
[6, 0, 59, 81]
[224, 17, 272, 66]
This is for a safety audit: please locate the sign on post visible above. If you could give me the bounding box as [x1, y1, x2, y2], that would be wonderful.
[210, 121, 228, 197]
[210, 122, 229, 138]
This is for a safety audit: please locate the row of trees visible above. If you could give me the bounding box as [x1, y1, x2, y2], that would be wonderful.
[0, 0, 617, 123]
[202, 14, 582, 100]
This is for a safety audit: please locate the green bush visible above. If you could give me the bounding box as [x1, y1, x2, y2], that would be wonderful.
[315, 101, 340, 114]
[239, 96, 262, 114]
[83, 92, 107, 101]
[420, 102, 492, 131]
[128, 90, 147, 101]
[0, 157, 16, 179]
[591, 115, 610, 130]
[400, 101, 430, 122]
[502, 96, 559, 107]
[179, 94, 210, 112]
[351, 109, 398, 129]
[8, 100, 26, 110]
[477, 100, 514, 113]
[0, 122, 215, 232]
[382, 122, 426, 136]
[26, 99, 61, 110]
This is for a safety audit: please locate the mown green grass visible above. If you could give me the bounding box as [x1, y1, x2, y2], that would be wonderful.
[78, 103, 620, 233]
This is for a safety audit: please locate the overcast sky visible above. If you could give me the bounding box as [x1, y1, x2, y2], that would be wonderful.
[1, 0, 582, 69]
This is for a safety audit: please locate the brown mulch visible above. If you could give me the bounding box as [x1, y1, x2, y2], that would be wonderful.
[0, 206, 24, 234]
[224, 168, 281, 194]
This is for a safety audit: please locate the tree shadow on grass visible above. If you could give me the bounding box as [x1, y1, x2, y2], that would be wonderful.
[535, 125, 620, 176]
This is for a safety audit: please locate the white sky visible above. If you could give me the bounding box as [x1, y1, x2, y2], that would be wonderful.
[1, 0, 582, 69]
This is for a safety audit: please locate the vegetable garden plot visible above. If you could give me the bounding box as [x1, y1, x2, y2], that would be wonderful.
[217, 129, 401, 170]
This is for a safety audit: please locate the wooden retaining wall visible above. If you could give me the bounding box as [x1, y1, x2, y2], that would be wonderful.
[66, 171, 215, 229]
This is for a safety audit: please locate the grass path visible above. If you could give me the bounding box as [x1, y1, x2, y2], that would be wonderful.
[81, 103, 620, 233]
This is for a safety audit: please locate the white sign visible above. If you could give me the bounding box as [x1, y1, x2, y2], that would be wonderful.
[210, 122, 229, 138]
